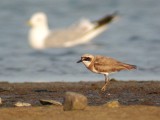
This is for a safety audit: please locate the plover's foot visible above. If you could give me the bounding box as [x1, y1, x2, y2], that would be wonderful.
[101, 85, 107, 92]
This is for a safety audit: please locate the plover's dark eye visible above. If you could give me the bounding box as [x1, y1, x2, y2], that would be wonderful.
[84, 57, 91, 61]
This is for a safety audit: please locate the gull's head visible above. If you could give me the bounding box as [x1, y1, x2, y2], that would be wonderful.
[77, 54, 94, 67]
[28, 12, 48, 28]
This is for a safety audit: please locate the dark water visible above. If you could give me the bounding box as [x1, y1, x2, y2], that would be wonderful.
[0, 0, 160, 82]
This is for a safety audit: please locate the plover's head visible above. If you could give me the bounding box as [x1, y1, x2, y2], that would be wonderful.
[28, 12, 48, 28]
[77, 54, 94, 67]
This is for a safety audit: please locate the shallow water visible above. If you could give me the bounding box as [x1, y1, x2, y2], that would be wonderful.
[0, 0, 160, 82]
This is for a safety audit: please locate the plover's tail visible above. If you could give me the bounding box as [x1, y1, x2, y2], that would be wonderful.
[93, 12, 118, 29]
[121, 63, 137, 70]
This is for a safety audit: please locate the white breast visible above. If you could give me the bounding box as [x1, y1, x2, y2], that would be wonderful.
[29, 27, 49, 49]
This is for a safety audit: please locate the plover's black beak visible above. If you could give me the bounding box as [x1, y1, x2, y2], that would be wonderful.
[77, 59, 82, 63]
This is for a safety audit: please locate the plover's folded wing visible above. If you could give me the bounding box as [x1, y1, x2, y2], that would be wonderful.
[93, 56, 122, 73]
[94, 55, 136, 73]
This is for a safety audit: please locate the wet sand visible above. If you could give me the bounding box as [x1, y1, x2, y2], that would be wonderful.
[0, 80, 160, 120]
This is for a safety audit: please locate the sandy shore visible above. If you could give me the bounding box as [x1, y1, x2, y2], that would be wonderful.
[0, 80, 160, 120]
[0, 105, 159, 120]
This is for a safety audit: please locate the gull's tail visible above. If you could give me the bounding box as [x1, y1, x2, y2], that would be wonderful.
[93, 12, 119, 29]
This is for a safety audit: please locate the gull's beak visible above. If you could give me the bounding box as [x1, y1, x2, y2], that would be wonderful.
[26, 21, 32, 27]
[77, 59, 82, 63]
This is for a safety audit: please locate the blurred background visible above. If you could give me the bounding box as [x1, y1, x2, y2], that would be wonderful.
[0, 0, 160, 82]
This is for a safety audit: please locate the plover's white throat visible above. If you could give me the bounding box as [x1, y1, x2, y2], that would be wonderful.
[77, 54, 137, 91]
[27, 12, 118, 49]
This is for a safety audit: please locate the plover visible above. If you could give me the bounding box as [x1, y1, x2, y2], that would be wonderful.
[27, 12, 118, 49]
[77, 54, 137, 91]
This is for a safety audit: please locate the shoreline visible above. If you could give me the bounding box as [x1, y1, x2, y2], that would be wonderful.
[0, 80, 159, 107]
[0, 80, 159, 120]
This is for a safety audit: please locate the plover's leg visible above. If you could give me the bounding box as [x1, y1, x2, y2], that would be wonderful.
[101, 74, 110, 91]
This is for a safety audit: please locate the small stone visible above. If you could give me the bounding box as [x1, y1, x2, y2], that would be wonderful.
[103, 100, 120, 108]
[39, 99, 62, 106]
[14, 102, 31, 107]
[63, 92, 88, 111]
[0, 98, 2, 105]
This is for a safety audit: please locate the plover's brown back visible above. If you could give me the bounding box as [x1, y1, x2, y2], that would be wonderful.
[93, 55, 137, 74]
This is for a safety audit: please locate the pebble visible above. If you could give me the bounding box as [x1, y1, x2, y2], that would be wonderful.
[0, 98, 2, 105]
[39, 99, 62, 106]
[14, 102, 31, 107]
[63, 92, 88, 111]
[103, 100, 120, 108]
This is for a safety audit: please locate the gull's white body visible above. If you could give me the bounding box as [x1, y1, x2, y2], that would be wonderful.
[29, 25, 49, 49]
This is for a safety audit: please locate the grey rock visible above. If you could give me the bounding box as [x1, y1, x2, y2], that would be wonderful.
[63, 92, 88, 111]
[39, 99, 62, 106]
